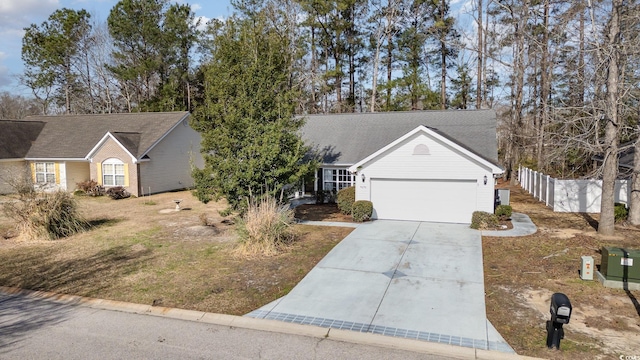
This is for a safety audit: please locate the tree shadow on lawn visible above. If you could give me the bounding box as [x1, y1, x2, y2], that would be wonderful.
[579, 213, 599, 231]
[87, 217, 124, 229]
[0, 291, 76, 353]
[0, 244, 155, 297]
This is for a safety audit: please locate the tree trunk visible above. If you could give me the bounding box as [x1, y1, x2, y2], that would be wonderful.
[311, 27, 317, 113]
[439, 0, 447, 110]
[509, 1, 527, 184]
[629, 137, 640, 225]
[476, 0, 483, 110]
[386, 30, 393, 111]
[371, 41, 381, 112]
[536, 0, 550, 169]
[598, 0, 622, 236]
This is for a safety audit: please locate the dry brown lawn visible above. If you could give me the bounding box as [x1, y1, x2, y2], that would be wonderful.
[0, 191, 352, 315]
[2, 188, 639, 358]
[486, 183, 640, 359]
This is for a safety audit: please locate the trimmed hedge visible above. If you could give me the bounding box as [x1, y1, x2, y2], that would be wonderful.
[470, 211, 499, 230]
[495, 205, 512, 219]
[337, 186, 356, 215]
[352, 200, 373, 222]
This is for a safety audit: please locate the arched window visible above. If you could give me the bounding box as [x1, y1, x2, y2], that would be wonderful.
[102, 158, 125, 186]
[413, 144, 430, 155]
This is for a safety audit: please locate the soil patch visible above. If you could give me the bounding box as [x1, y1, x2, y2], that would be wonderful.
[295, 203, 354, 222]
[485, 184, 640, 359]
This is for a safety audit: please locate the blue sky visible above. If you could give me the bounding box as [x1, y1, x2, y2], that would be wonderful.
[0, 0, 232, 95]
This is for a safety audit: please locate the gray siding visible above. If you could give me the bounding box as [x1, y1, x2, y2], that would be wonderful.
[139, 120, 203, 195]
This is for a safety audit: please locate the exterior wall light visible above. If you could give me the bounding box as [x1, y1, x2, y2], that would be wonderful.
[483, 175, 488, 185]
[361, 173, 366, 182]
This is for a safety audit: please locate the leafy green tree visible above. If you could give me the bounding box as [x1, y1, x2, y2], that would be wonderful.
[107, 0, 165, 109]
[450, 62, 473, 109]
[395, 0, 434, 110]
[150, 3, 200, 111]
[21, 8, 92, 114]
[426, 0, 459, 109]
[191, 13, 314, 212]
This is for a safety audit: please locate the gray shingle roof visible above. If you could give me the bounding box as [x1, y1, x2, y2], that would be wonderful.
[23, 112, 189, 159]
[0, 120, 45, 159]
[299, 110, 499, 165]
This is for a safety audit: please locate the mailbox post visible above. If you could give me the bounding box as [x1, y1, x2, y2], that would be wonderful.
[547, 293, 572, 349]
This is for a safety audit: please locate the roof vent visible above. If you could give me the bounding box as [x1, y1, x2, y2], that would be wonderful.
[413, 144, 430, 155]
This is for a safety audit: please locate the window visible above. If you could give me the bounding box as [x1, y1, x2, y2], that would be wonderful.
[102, 159, 125, 186]
[323, 168, 354, 191]
[35, 162, 56, 184]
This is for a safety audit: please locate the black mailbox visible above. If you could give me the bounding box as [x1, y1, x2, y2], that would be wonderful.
[550, 293, 572, 324]
[547, 293, 572, 349]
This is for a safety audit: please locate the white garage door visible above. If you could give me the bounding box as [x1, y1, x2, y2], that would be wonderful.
[370, 178, 477, 223]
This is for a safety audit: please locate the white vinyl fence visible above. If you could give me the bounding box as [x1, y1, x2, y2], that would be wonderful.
[518, 166, 630, 213]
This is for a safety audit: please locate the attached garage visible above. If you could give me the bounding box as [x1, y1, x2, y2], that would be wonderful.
[370, 178, 477, 223]
[349, 125, 504, 224]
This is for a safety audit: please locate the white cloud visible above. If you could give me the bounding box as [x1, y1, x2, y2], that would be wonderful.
[194, 15, 212, 31]
[0, 0, 59, 32]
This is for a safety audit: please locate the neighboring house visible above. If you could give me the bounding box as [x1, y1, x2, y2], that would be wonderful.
[0, 112, 203, 197]
[0, 120, 46, 194]
[300, 110, 504, 223]
[593, 141, 636, 178]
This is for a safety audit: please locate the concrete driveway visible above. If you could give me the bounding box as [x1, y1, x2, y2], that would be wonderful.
[248, 220, 513, 353]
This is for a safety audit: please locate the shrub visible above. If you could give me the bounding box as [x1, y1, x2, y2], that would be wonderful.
[337, 186, 356, 215]
[2, 190, 88, 240]
[106, 186, 130, 200]
[315, 190, 336, 204]
[236, 196, 296, 256]
[470, 211, 499, 230]
[325, 190, 336, 204]
[614, 203, 628, 223]
[76, 179, 105, 197]
[495, 205, 513, 220]
[352, 200, 373, 222]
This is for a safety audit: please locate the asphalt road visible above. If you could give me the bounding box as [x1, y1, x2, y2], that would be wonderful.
[0, 291, 454, 360]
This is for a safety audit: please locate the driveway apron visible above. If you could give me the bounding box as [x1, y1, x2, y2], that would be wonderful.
[247, 220, 513, 353]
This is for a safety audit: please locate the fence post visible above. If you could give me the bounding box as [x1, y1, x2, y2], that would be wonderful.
[546, 175, 550, 206]
[533, 171, 540, 200]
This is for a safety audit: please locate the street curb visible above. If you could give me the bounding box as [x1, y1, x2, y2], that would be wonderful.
[0, 286, 543, 360]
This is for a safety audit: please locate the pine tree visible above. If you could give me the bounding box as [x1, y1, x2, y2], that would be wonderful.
[21, 8, 92, 114]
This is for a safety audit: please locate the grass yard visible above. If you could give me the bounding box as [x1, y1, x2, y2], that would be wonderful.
[0, 191, 352, 315]
[485, 184, 640, 359]
[2, 186, 639, 358]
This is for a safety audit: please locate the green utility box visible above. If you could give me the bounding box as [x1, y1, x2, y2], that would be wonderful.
[601, 247, 640, 283]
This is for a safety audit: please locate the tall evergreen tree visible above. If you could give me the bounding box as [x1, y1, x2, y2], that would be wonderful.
[107, 0, 166, 110]
[191, 13, 313, 212]
[426, 0, 459, 109]
[21, 8, 92, 114]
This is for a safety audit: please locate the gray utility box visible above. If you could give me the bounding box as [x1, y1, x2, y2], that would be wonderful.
[580, 256, 594, 280]
[497, 189, 510, 205]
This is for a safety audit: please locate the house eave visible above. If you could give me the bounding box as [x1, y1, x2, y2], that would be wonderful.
[138, 112, 190, 159]
[85, 132, 139, 164]
[25, 158, 88, 162]
[348, 125, 503, 175]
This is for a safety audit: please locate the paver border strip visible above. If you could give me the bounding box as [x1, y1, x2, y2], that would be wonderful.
[0, 286, 542, 360]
